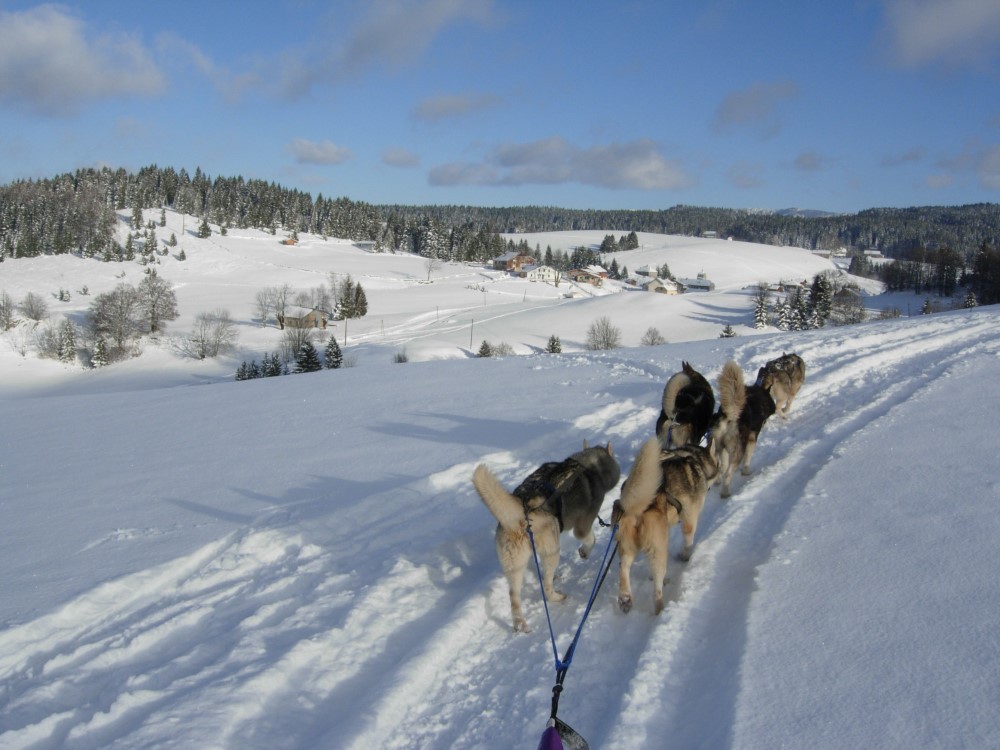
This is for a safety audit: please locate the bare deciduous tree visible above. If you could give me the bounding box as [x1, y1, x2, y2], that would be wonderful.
[88, 283, 144, 357]
[425, 256, 441, 281]
[640, 326, 666, 346]
[20, 291, 48, 321]
[0, 291, 16, 330]
[280, 326, 314, 364]
[273, 283, 292, 329]
[137, 274, 179, 333]
[254, 288, 275, 327]
[586, 316, 621, 350]
[190, 309, 238, 359]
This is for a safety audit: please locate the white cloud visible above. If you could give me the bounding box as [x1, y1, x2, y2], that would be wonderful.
[793, 151, 827, 172]
[980, 145, 1000, 189]
[287, 139, 353, 166]
[412, 93, 502, 123]
[0, 5, 165, 116]
[728, 162, 766, 189]
[883, 0, 1000, 68]
[713, 80, 799, 137]
[880, 147, 926, 166]
[382, 148, 421, 168]
[429, 137, 694, 190]
[261, 0, 499, 100]
[340, 0, 497, 76]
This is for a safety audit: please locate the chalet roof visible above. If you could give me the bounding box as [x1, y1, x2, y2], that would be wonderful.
[285, 306, 324, 319]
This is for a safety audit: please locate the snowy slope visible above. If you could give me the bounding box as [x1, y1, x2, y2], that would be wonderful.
[2, 216, 998, 749]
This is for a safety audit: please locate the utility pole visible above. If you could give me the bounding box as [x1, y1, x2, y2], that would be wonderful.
[470, 319, 474, 348]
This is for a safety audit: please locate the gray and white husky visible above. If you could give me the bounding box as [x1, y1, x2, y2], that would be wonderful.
[757, 352, 806, 419]
[613, 437, 719, 615]
[472, 442, 620, 632]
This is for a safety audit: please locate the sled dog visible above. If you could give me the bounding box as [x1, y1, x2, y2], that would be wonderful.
[613, 437, 719, 615]
[655, 361, 715, 449]
[756, 352, 806, 419]
[709, 360, 776, 498]
[472, 442, 621, 632]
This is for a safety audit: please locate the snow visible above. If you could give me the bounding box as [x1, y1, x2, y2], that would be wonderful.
[1, 212, 998, 749]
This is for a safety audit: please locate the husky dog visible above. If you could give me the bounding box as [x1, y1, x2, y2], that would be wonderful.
[613, 437, 719, 615]
[472, 442, 620, 632]
[709, 360, 776, 498]
[756, 352, 806, 419]
[655, 362, 715, 449]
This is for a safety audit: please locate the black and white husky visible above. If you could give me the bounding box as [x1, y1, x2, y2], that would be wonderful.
[709, 360, 776, 498]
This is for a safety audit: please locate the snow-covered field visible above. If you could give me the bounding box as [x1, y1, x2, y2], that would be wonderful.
[1, 215, 997, 749]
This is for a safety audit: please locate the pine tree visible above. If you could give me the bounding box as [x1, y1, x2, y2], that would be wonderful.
[324, 336, 343, 369]
[57, 319, 76, 364]
[719, 324, 737, 338]
[753, 286, 769, 329]
[963, 290, 978, 308]
[235, 362, 249, 381]
[353, 283, 368, 317]
[808, 273, 833, 325]
[197, 217, 211, 238]
[262, 352, 282, 377]
[921, 298, 933, 315]
[477, 340, 493, 358]
[168, 232, 178, 247]
[248, 360, 261, 378]
[545, 334, 562, 353]
[774, 300, 791, 331]
[294, 341, 322, 373]
[92, 338, 109, 368]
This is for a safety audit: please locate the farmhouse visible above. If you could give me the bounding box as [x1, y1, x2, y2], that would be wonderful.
[677, 270, 715, 292]
[492, 252, 537, 272]
[522, 264, 560, 283]
[281, 306, 328, 329]
[641, 277, 682, 295]
[566, 268, 603, 286]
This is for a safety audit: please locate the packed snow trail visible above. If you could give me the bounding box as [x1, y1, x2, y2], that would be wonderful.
[1, 308, 998, 749]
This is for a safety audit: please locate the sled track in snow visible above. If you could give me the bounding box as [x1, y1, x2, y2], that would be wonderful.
[2, 313, 995, 749]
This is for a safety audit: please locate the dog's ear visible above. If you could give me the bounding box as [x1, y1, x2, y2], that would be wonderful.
[605, 441, 614, 456]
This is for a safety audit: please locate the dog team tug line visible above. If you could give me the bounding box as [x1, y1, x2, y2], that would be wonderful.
[472, 353, 805, 750]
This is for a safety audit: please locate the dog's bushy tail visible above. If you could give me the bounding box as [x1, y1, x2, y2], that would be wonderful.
[661, 369, 692, 416]
[472, 464, 526, 532]
[618, 438, 663, 517]
[717, 360, 746, 421]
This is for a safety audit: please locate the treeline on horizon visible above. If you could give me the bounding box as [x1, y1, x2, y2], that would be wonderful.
[2, 164, 999, 302]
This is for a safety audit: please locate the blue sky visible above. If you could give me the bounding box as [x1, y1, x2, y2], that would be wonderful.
[1, 0, 998, 213]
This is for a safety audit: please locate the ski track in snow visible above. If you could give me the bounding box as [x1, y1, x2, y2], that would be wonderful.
[1, 314, 996, 748]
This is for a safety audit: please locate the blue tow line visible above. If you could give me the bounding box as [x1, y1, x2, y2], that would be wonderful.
[527, 518, 620, 731]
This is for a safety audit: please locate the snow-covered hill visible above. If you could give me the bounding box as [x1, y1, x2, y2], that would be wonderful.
[2, 216, 997, 749]
[1, 209, 847, 397]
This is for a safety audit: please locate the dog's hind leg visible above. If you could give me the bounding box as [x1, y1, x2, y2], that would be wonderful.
[505, 564, 530, 633]
[617, 544, 637, 613]
[741, 434, 759, 476]
[678, 520, 697, 562]
[498, 539, 532, 633]
[533, 528, 567, 606]
[720, 454, 736, 498]
[650, 536, 669, 615]
[574, 521, 597, 559]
